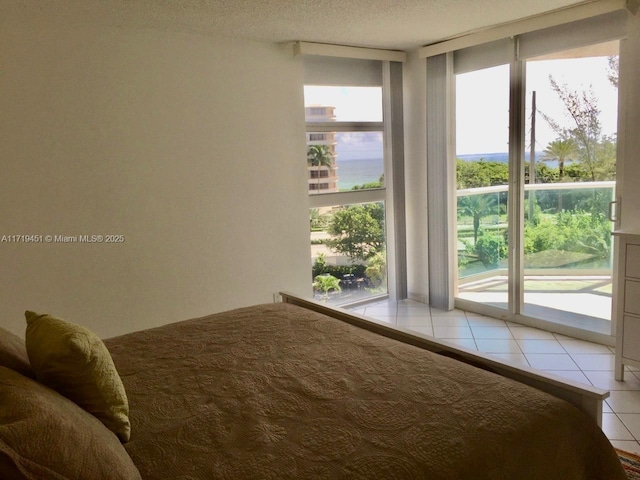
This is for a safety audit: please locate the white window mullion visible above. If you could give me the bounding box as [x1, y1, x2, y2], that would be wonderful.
[507, 39, 526, 317]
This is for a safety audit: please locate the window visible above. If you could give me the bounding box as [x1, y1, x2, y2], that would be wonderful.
[305, 86, 387, 304]
[309, 107, 332, 117]
[309, 133, 327, 142]
[310, 170, 330, 179]
[309, 183, 330, 190]
[303, 55, 403, 305]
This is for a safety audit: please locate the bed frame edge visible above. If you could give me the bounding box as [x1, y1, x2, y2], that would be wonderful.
[279, 292, 607, 427]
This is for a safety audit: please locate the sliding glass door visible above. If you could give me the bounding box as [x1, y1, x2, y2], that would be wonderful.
[455, 64, 510, 312]
[521, 42, 619, 331]
[452, 21, 623, 337]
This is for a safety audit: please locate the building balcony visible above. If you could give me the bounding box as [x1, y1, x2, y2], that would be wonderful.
[456, 181, 615, 332]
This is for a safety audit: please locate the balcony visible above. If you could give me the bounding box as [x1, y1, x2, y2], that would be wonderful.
[456, 181, 615, 332]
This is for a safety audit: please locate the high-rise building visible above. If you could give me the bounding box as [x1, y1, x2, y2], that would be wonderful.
[305, 106, 339, 194]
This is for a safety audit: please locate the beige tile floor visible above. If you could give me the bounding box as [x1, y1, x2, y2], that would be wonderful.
[349, 298, 640, 455]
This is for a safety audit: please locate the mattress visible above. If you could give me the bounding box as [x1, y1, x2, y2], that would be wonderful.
[104, 302, 626, 479]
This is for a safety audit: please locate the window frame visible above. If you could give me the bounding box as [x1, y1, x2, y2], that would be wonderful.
[303, 60, 406, 302]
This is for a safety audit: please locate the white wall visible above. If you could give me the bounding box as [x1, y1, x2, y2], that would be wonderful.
[0, 19, 311, 338]
[619, 12, 640, 232]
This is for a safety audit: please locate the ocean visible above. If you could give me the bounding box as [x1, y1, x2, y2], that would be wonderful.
[459, 152, 510, 163]
[335, 152, 552, 191]
[334, 132, 384, 190]
[336, 157, 384, 191]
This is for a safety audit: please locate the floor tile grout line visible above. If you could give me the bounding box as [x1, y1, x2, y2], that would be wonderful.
[355, 301, 640, 432]
[500, 320, 524, 357]
[605, 411, 636, 441]
[615, 412, 639, 441]
[468, 322, 530, 362]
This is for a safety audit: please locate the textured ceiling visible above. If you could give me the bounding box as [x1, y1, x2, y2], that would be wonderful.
[3, 0, 590, 50]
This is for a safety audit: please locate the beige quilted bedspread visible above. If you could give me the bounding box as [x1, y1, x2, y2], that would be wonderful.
[104, 303, 625, 480]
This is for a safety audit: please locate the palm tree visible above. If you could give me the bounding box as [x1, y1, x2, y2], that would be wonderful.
[542, 139, 577, 212]
[307, 145, 333, 191]
[542, 139, 577, 181]
[312, 274, 341, 300]
[458, 194, 497, 244]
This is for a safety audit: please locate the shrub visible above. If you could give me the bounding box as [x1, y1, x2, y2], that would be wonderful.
[556, 211, 611, 258]
[365, 251, 386, 288]
[523, 210, 611, 259]
[311, 261, 366, 280]
[475, 233, 507, 267]
[524, 220, 565, 254]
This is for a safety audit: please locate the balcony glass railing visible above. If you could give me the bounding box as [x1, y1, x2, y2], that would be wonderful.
[457, 182, 615, 281]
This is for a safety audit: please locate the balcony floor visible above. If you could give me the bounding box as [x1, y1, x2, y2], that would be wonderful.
[458, 275, 612, 328]
[458, 275, 611, 320]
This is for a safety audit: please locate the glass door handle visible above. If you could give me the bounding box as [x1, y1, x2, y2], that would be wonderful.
[608, 200, 618, 222]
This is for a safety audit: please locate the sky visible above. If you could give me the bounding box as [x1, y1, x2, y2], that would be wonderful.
[303, 52, 619, 157]
[304, 86, 382, 122]
[456, 55, 619, 155]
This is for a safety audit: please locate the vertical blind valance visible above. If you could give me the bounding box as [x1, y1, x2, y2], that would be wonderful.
[453, 9, 628, 73]
[517, 9, 627, 59]
[302, 56, 383, 87]
[453, 38, 511, 74]
[421, 0, 631, 58]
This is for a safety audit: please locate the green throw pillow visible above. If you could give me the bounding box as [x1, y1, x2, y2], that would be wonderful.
[25, 311, 131, 442]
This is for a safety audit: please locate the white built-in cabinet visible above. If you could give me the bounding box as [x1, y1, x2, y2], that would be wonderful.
[613, 232, 640, 380]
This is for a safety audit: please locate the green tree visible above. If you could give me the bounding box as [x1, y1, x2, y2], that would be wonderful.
[326, 203, 384, 262]
[541, 138, 578, 212]
[310, 208, 328, 230]
[365, 250, 387, 288]
[457, 194, 497, 244]
[607, 55, 619, 88]
[542, 139, 577, 181]
[523, 211, 611, 259]
[475, 233, 507, 267]
[456, 159, 508, 189]
[541, 77, 615, 182]
[312, 253, 328, 278]
[312, 274, 341, 300]
[532, 163, 559, 184]
[352, 174, 384, 190]
[307, 144, 333, 167]
[307, 145, 333, 190]
[556, 211, 611, 259]
[592, 134, 617, 180]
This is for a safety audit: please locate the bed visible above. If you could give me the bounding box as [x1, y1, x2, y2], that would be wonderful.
[0, 292, 627, 479]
